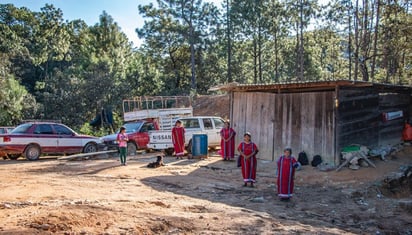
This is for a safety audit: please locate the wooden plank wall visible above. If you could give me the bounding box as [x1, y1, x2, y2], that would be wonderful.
[231, 91, 335, 164]
[378, 92, 411, 146]
[232, 92, 276, 161]
[337, 87, 380, 150]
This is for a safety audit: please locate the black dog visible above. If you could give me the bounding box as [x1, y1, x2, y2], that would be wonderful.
[147, 155, 165, 168]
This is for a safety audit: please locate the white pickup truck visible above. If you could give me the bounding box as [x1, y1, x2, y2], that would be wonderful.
[147, 116, 225, 155]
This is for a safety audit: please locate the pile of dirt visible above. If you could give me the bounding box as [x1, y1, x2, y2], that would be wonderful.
[193, 94, 230, 119]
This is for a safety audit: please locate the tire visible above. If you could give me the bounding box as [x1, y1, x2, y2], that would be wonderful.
[24, 145, 41, 161]
[127, 142, 137, 156]
[83, 143, 98, 153]
[7, 154, 21, 160]
[186, 139, 192, 154]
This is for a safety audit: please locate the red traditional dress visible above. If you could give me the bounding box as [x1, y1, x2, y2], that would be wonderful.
[220, 127, 236, 160]
[172, 126, 185, 156]
[277, 155, 299, 199]
[237, 142, 258, 183]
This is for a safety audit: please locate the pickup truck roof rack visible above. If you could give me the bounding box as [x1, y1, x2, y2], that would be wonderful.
[122, 96, 193, 129]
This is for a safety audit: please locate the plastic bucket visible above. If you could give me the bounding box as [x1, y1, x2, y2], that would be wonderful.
[192, 134, 208, 157]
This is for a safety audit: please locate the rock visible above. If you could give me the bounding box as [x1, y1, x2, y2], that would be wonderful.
[30, 223, 42, 229]
[356, 198, 369, 206]
[1, 203, 11, 209]
[317, 163, 335, 171]
[41, 224, 50, 230]
[250, 196, 265, 203]
[349, 164, 360, 170]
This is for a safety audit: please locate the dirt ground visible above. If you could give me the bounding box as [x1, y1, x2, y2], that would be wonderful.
[1, 95, 412, 234]
[0, 146, 411, 234]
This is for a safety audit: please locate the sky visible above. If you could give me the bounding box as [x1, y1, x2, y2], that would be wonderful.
[2, 0, 222, 48]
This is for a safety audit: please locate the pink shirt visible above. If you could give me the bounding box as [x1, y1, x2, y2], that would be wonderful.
[117, 133, 128, 147]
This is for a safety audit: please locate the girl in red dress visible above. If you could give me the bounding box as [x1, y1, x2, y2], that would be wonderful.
[172, 120, 185, 159]
[237, 132, 258, 187]
[220, 121, 236, 161]
[277, 148, 300, 201]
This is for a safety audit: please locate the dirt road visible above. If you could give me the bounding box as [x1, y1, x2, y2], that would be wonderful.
[0, 148, 411, 234]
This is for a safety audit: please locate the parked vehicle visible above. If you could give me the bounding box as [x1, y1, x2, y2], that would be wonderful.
[0, 127, 15, 159]
[147, 116, 225, 155]
[122, 96, 193, 129]
[0, 126, 14, 134]
[102, 96, 193, 155]
[100, 119, 159, 156]
[0, 122, 106, 161]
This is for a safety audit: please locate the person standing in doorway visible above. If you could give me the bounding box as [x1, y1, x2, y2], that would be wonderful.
[237, 132, 258, 187]
[117, 126, 128, 166]
[220, 120, 236, 161]
[172, 120, 185, 159]
[276, 147, 300, 201]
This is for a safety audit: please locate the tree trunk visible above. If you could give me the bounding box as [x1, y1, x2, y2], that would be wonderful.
[360, 0, 370, 81]
[226, 0, 232, 83]
[348, 2, 352, 81]
[371, 0, 380, 82]
[299, 0, 304, 80]
[354, 0, 359, 81]
[190, 24, 196, 90]
[253, 38, 258, 84]
[295, 22, 300, 81]
[258, 23, 262, 83]
[274, 31, 279, 82]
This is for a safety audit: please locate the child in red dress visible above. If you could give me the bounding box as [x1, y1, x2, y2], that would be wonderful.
[237, 132, 258, 187]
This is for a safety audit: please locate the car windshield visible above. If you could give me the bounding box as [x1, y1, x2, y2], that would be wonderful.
[11, 123, 33, 134]
[213, 118, 225, 129]
[123, 122, 144, 133]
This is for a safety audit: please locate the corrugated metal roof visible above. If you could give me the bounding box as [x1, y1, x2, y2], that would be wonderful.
[209, 80, 412, 93]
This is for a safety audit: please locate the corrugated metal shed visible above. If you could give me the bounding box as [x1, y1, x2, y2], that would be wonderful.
[210, 80, 412, 166]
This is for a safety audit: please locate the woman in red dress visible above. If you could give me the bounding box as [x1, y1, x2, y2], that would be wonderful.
[172, 120, 185, 159]
[277, 148, 300, 201]
[220, 121, 236, 161]
[237, 132, 258, 187]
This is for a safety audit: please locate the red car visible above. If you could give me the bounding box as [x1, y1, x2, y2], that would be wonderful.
[0, 122, 106, 161]
[100, 119, 159, 155]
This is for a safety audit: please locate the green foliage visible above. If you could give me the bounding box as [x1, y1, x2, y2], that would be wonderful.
[0, 76, 29, 125]
[0, 0, 411, 128]
[79, 122, 109, 137]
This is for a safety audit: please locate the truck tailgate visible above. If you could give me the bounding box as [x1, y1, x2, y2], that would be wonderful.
[148, 130, 172, 143]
